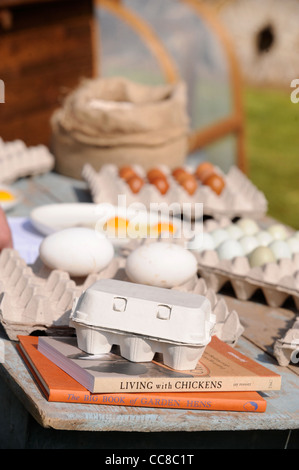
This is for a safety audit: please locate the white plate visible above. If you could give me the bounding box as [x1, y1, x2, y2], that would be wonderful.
[30, 203, 185, 245]
[0, 185, 22, 212]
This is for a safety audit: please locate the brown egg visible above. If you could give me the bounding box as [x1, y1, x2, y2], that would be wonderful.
[204, 173, 225, 195]
[119, 166, 136, 181]
[147, 168, 167, 183]
[151, 177, 170, 195]
[195, 162, 215, 182]
[172, 167, 187, 181]
[179, 174, 198, 195]
[127, 175, 145, 194]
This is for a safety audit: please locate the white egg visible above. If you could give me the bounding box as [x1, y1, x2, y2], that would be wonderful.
[248, 246, 276, 268]
[236, 218, 259, 236]
[267, 224, 289, 240]
[255, 230, 273, 246]
[187, 232, 215, 252]
[239, 235, 259, 255]
[39, 228, 114, 277]
[269, 240, 292, 260]
[217, 239, 244, 260]
[125, 242, 197, 288]
[225, 224, 244, 240]
[287, 236, 299, 254]
[211, 229, 230, 248]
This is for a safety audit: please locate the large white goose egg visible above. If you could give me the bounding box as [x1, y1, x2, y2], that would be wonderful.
[39, 228, 114, 277]
[125, 242, 197, 288]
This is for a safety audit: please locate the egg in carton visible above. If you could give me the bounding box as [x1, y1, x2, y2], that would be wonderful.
[82, 162, 268, 220]
[0, 138, 54, 184]
[190, 218, 299, 308]
[69, 279, 216, 370]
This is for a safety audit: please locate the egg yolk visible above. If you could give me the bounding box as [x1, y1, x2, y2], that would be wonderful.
[103, 217, 129, 236]
[0, 190, 15, 201]
[150, 222, 176, 237]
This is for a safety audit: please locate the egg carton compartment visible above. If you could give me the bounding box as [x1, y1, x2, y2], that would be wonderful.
[82, 163, 267, 220]
[0, 138, 55, 184]
[196, 250, 299, 309]
[70, 279, 215, 370]
[0, 249, 123, 340]
[74, 324, 209, 371]
[182, 217, 299, 309]
[274, 318, 299, 367]
[0, 248, 244, 346]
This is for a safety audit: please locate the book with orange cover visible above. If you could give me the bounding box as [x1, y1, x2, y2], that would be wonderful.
[18, 335, 268, 412]
[36, 333, 281, 394]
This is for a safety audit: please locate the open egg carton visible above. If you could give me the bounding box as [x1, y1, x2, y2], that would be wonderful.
[82, 162, 268, 220]
[0, 249, 122, 340]
[0, 138, 55, 184]
[192, 220, 299, 309]
[274, 318, 299, 367]
[0, 248, 244, 346]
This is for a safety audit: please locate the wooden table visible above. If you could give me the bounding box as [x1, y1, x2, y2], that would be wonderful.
[0, 171, 298, 449]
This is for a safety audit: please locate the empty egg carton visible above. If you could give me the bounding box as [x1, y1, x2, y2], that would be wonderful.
[69, 279, 216, 370]
[0, 248, 244, 346]
[82, 163, 268, 220]
[0, 138, 54, 184]
[274, 318, 299, 367]
[0, 249, 123, 340]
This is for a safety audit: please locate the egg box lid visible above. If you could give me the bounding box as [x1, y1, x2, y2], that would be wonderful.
[70, 279, 215, 346]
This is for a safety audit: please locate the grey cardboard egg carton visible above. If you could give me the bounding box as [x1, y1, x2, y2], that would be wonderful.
[0, 138, 55, 184]
[196, 249, 299, 309]
[274, 318, 299, 366]
[82, 163, 267, 219]
[0, 248, 244, 346]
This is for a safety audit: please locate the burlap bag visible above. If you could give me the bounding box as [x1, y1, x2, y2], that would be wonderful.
[51, 77, 189, 179]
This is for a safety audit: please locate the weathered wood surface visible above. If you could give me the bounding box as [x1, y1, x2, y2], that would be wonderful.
[1, 172, 299, 437]
[1, 328, 298, 433]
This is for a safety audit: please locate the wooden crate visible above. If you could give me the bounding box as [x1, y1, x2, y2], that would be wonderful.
[0, 0, 96, 146]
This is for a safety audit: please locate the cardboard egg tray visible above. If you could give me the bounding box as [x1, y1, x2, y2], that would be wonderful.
[0, 249, 122, 340]
[274, 318, 299, 366]
[82, 163, 268, 220]
[70, 279, 216, 370]
[0, 138, 55, 184]
[0, 248, 244, 347]
[195, 249, 299, 310]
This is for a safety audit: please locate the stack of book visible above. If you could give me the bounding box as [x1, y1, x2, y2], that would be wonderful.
[17, 335, 281, 413]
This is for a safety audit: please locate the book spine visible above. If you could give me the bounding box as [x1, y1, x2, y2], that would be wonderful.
[48, 390, 266, 412]
[93, 376, 281, 394]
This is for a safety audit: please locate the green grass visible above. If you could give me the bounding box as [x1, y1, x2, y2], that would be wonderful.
[245, 86, 299, 229]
